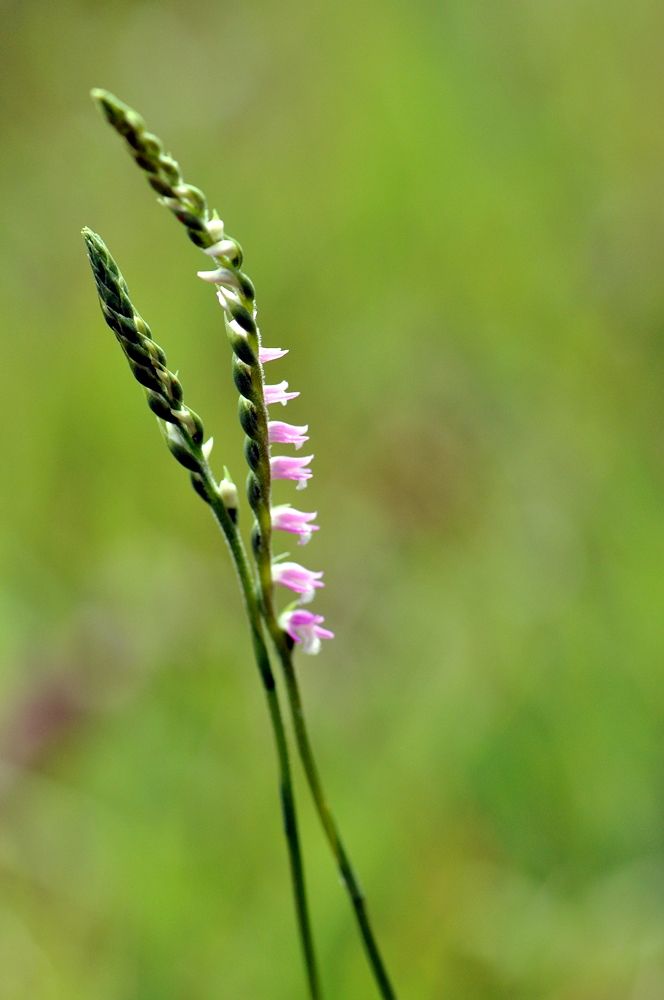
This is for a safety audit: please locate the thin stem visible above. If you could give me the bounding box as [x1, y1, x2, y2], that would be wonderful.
[202, 256, 398, 999]
[264, 614, 397, 1000]
[202, 475, 322, 1000]
[225, 280, 398, 998]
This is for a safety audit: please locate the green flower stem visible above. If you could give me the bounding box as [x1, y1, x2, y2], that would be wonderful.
[201, 472, 322, 1000]
[264, 612, 398, 1000]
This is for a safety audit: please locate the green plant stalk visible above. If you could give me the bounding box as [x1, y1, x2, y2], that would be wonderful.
[200, 467, 322, 1000]
[83, 229, 322, 1000]
[263, 613, 397, 1000]
[215, 235, 398, 999]
[210, 248, 396, 1000]
[216, 256, 399, 1000]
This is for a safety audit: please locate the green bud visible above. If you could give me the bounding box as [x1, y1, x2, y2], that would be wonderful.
[145, 340, 167, 366]
[122, 338, 151, 366]
[146, 390, 175, 422]
[187, 228, 210, 248]
[251, 522, 263, 558]
[174, 183, 207, 217]
[190, 472, 209, 503]
[230, 302, 256, 334]
[244, 436, 261, 472]
[232, 357, 254, 399]
[165, 425, 201, 473]
[238, 397, 260, 438]
[226, 323, 257, 366]
[131, 360, 163, 394]
[164, 372, 183, 405]
[180, 406, 204, 446]
[170, 206, 207, 231]
[141, 133, 163, 158]
[148, 175, 175, 197]
[236, 272, 256, 302]
[246, 471, 262, 509]
[159, 155, 181, 185]
[220, 238, 243, 268]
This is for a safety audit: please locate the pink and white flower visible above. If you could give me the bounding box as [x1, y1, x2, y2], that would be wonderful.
[264, 381, 299, 406]
[272, 561, 324, 603]
[280, 608, 334, 655]
[271, 505, 319, 544]
[259, 347, 288, 364]
[270, 454, 313, 490]
[268, 421, 309, 449]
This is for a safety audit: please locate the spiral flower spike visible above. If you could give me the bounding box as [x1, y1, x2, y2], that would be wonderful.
[82, 228, 210, 475]
[91, 89, 248, 270]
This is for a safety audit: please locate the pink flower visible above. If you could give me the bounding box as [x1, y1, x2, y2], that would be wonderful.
[259, 347, 289, 364]
[270, 454, 313, 490]
[264, 381, 299, 406]
[280, 609, 334, 655]
[272, 561, 324, 603]
[271, 505, 319, 545]
[267, 420, 309, 451]
[268, 421, 309, 450]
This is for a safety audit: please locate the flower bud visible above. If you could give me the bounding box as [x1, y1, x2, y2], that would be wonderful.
[244, 436, 262, 471]
[205, 219, 225, 242]
[218, 476, 239, 519]
[238, 397, 260, 438]
[246, 471, 262, 509]
[165, 424, 201, 473]
[232, 357, 254, 399]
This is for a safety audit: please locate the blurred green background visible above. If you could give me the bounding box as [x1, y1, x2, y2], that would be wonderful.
[1, 0, 664, 997]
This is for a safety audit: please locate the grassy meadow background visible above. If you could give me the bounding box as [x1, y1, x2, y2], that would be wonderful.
[1, 0, 664, 996]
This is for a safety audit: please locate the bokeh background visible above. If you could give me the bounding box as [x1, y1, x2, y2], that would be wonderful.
[1, 0, 664, 997]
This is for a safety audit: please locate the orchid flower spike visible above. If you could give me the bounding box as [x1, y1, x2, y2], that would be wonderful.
[271, 505, 319, 545]
[264, 381, 299, 406]
[268, 421, 309, 450]
[272, 561, 324, 603]
[270, 454, 313, 490]
[280, 609, 334, 655]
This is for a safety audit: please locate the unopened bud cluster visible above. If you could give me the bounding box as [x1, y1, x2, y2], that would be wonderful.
[83, 228, 210, 488]
[91, 88, 243, 266]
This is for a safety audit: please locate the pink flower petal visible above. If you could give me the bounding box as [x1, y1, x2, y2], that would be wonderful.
[280, 609, 334, 654]
[271, 505, 319, 544]
[259, 347, 289, 363]
[270, 455, 313, 488]
[264, 381, 300, 406]
[268, 421, 309, 450]
[272, 562, 324, 603]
